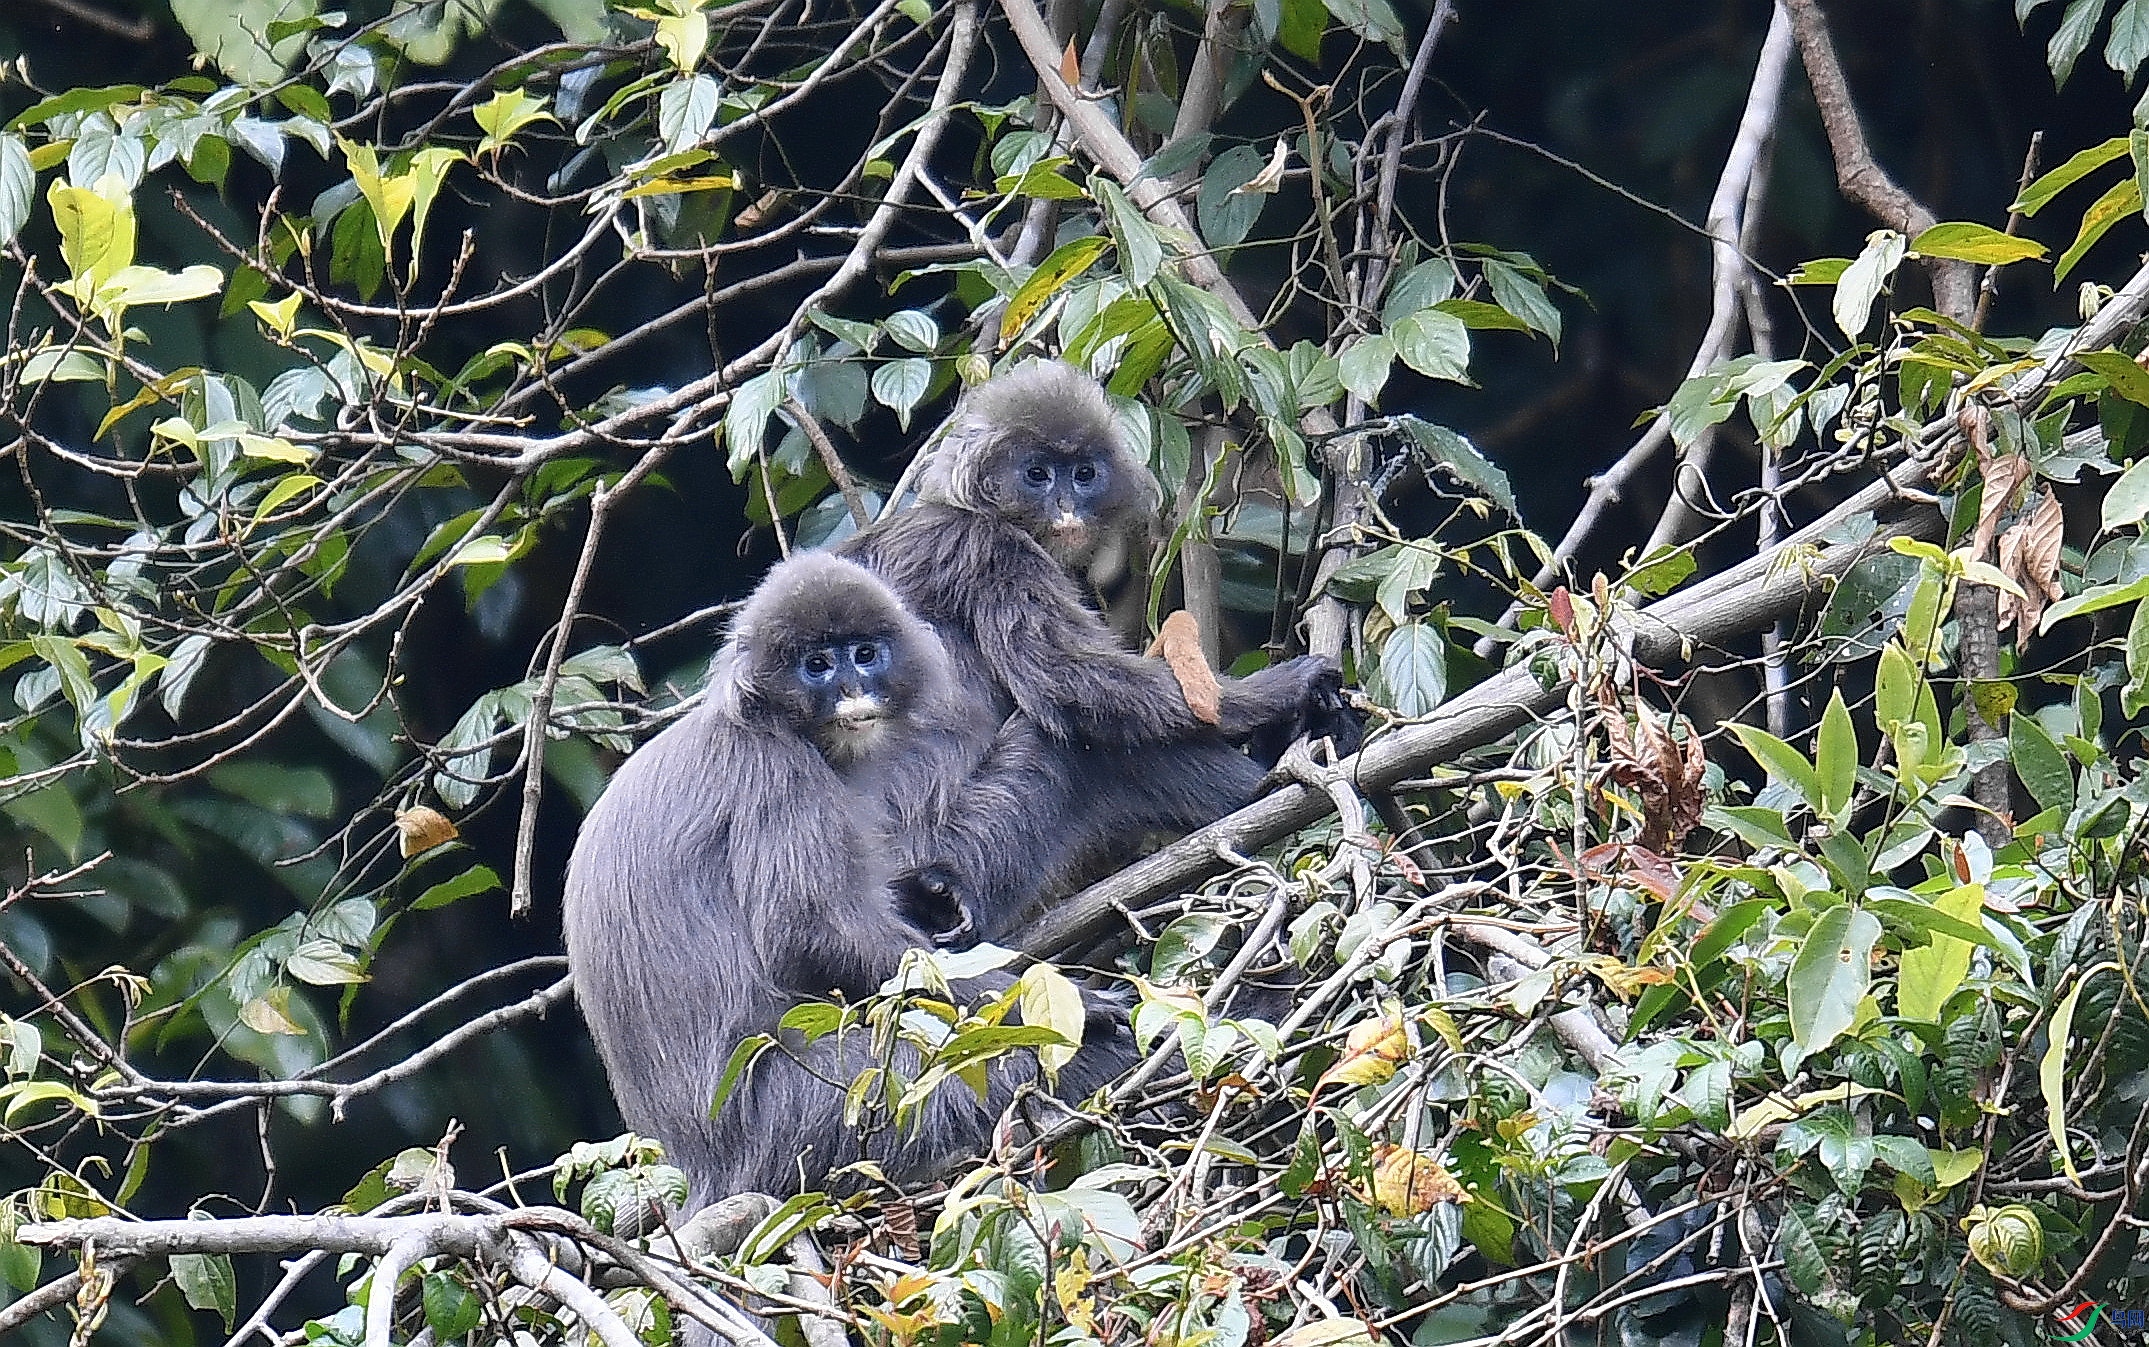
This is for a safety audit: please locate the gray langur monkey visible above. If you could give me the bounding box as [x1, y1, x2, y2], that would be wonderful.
[563, 552, 1133, 1206]
[837, 360, 1360, 938]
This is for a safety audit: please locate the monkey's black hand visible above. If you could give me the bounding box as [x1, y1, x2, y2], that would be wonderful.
[1241, 657, 1365, 769]
[891, 864, 977, 950]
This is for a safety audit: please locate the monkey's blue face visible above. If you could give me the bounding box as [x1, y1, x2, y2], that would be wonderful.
[1009, 450, 1113, 545]
[795, 638, 899, 762]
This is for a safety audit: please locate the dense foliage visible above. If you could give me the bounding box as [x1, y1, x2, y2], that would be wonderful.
[4, 1, 2149, 1345]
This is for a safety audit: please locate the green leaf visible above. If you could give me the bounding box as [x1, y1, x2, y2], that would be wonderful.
[1816, 688, 1858, 822]
[1096, 178, 1162, 287]
[1015, 963, 1086, 1074]
[1433, 298, 1531, 331]
[172, 1249, 237, 1330]
[414, 865, 500, 910]
[722, 368, 784, 474]
[170, 0, 316, 84]
[1195, 144, 1269, 249]
[882, 309, 939, 353]
[0, 135, 31, 248]
[286, 939, 365, 986]
[870, 357, 933, 431]
[1787, 906, 1880, 1056]
[1398, 418, 1514, 515]
[2054, 173, 2142, 281]
[1390, 307, 1471, 382]
[250, 472, 322, 527]
[1151, 912, 1228, 983]
[0, 1241, 39, 1295]
[2048, 0, 2104, 85]
[2013, 136, 2128, 215]
[1000, 234, 1110, 344]
[2125, 601, 2149, 714]
[1381, 258, 1456, 327]
[1777, 1206, 1826, 1296]
[421, 1272, 482, 1342]
[1373, 543, 1441, 623]
[1278, 0, 1325, 59]
[1337, 334, 1394, 405]
[1625, 545, 1696, 597]
[1379, 622, 1447, 716]
[2042, 968, 2106, 1182]
[47, 179, 134, 291]
[2109, 0, 2149, 79]
[1909, 221, 2047, 264]
[1867, 893, 1998, 950]
[1726, 723, 1821, 812]
[1482, 258, 1560, 343]
[1787, 257, 1851, 285]
[1319, 0, 1404, 50]
[1833, 230, 1908, 338]
[2075, 349, 2149, 412]
[2040, 573, 2149, 630]
[1689, 899, 1771, 967]
[1895, 884, 1987, 1023]
[711, 1035, 770, 1117]
[2010, 714, 2076, 812]
[472, 88, 555, 156]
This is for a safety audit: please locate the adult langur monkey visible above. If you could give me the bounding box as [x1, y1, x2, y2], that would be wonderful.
[837, 360, 1360, 938]
[563, 552, 1133, 1206]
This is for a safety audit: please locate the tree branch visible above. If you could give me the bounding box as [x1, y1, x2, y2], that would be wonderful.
[1782, 0, 1974, 320]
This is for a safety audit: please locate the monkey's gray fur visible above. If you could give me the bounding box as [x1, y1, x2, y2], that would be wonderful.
[563, 551, 1132, 1207]
[839, 360, 1359, 938]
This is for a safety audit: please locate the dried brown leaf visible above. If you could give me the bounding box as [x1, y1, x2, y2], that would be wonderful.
[1145, 610, 1222, 725]
[393, 805, 459, 857]
[1058, 36, 1080, 88]
[1602, 702, 1706, 852]
[1996, 487, 2065, 644]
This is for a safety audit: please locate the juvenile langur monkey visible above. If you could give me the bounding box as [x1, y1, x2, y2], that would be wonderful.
[563, 552, 1130, 1205]
[838, 361, 1358, 936]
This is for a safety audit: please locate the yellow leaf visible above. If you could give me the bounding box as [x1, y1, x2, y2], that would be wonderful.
[1272, 1318, 1379, 1347]
[1318, 1014, 1409, 1092]
[238, 988, 304, 1036]
[249, 293, 303, 339]
[46, 177, 134, 290]
[1015, 963, 1085, 1075]
[1365, 1144, 1464, 1216]
[656, 11, 710, 70]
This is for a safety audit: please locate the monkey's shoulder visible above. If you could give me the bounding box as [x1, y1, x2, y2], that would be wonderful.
[581, 702, 880, 848]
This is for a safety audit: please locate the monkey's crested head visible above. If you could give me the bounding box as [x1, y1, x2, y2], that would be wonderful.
[919, 360, 1157, 555]
[720, 552, 946, 760]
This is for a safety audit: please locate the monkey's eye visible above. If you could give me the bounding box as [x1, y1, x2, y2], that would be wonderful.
[1024, 463, 1052, 486]
[852, 643, 883, 669]
[1072, 461, 1097, 484]
[802, 652, 835, 679]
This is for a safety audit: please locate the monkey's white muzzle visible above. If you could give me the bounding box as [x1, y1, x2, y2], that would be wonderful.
[830, 694, 886, 729]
